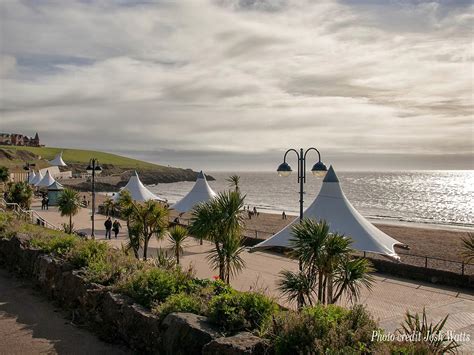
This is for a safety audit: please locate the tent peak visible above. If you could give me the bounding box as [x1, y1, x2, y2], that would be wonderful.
[197, 170, 205, 179]
[323, 165, 339, 183]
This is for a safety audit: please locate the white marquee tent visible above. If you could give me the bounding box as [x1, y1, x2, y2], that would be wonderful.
[28, 171, 37, 184]
[49, 151, 67, 167]
[252, 166, 405, 259]
[172, 171, 217, 213]
[30, 170, 43, 186]
[114, 171, 166, 202]
[36, 170, 56, 188]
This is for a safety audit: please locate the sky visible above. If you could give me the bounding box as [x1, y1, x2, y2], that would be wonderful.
[0, 0, 473, 171]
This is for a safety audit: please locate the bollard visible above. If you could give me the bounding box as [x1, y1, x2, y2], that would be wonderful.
[425, 257, 428, 268]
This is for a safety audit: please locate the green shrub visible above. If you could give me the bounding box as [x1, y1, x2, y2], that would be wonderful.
[30, 234, 78, 255]
[84, 249, 142, 286]
[120, 268, 192, 308]
[152, 292, 204, 320]
[0, 212, 17, 239]
[67, 239, 108, 268]
[269, 304, 379, 355]
[208, 291, 277, 334]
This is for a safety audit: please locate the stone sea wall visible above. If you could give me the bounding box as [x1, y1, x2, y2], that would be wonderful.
[0, 235, 266, 355]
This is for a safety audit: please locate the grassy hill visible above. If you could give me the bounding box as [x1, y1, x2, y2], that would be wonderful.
[0, 145, 166, 170]
[0, 145, 211, 190]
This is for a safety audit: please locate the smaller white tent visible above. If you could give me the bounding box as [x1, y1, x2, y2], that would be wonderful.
[172, 171, 217, 212]
[36, 170, 56, 187]
[30, 170, 43, 186]
[49, 151, 67, 167]
[114, 171, 166, 202]
[28, 171, 37, 184]
[252, 166, 405, 259]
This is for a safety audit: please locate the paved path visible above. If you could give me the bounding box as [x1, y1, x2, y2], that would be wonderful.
[0, 269, 130, 355]
[34, 205, 474, 351]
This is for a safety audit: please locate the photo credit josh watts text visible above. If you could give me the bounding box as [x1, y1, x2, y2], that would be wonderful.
[371, 330, 470, 343]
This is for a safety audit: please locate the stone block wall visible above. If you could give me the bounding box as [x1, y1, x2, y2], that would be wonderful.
[0, 235, 268, 354]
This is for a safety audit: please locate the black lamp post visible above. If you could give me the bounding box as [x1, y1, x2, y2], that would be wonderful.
[277, 148, 327, 271]
[277, 148, 327, 222]
[86, 159, 102, 238]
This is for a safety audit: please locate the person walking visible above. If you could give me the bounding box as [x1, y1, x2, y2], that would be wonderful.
[112, 219, 121, 239]
[104, 217, 112, 239]
[45, 196, 49, 210]
[282, 211, 287, 220]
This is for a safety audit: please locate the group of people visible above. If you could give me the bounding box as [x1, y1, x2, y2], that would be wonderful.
[41, 195, 49, 210]
[104, 217, 121, 239]
[244, 205, 259, 219]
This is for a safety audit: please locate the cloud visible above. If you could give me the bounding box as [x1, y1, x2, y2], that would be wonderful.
[0, 0, 472, 170]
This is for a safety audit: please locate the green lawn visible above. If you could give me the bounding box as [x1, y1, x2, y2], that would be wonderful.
[0, 145, 166, 170]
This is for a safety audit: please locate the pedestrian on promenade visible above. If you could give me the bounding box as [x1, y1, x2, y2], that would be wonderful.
[45, 197, 49, 210]
[112, 219, 121, 239]
[282, 211, 286, 220]
[104, 217, 112, 239]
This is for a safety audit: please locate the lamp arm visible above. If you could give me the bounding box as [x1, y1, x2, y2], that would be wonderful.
[303, 147, 322, 162]
[282, 148, 300, 163]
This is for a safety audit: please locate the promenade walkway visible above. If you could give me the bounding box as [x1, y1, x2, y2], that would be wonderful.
[33, 205, 474, 351]
[0, 269, 130, 354]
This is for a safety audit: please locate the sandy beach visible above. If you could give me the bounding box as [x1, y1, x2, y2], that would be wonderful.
[168, 209, 472, 272]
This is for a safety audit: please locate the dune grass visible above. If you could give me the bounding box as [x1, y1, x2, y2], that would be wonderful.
[0, 145, 166, 170]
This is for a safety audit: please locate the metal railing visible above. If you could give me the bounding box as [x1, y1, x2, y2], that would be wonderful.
[355, 250, 473, 276]
[0, 198, 61, 231]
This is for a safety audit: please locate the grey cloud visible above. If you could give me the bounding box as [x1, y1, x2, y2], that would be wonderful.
[0, 0, 472, 170]
[215, 0, 288, 12]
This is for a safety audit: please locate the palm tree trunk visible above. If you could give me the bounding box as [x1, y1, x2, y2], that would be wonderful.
[143, 235, 149, 260]
[176, 247, 180, 264]
[215, 241, 225, 280]
[322, 276, 327, 304]
[333, 287, 344, 304]
[327, 274, 333, 304]
[225, 259, 230, 284]
[318, 270, 324, 303]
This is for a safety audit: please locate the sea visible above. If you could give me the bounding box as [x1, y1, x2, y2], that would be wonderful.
[147, 171, 474, 230]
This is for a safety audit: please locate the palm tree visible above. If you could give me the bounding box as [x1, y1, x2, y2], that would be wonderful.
[332, 257, 374, 304]
[208, 230, 246, 284]
[278, 270, 314, 309]
[133, 200, 169, 260]
[290, 219, 329, 303]
[226, 175, 240, 193]
[190, 190, 246, 283]
[188, 201, 215, 246]
[168, 225, 188, 264]
[0, 166, 8, 183]
[321, 233, 352, 304]
[281, 219, 375, 306]
[103, 197, 116, 216]
[461, 233, 474, 263]
[57, 188, 81, 234]
[6, 181, 33, 209]
[117, 191, 142, 258]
